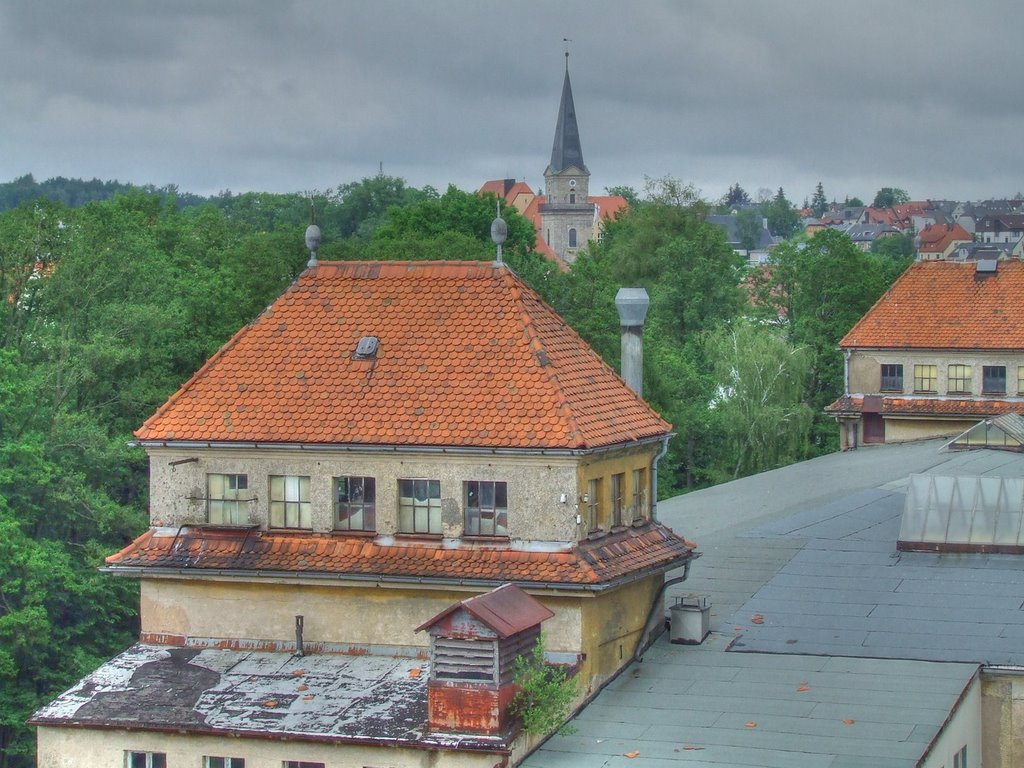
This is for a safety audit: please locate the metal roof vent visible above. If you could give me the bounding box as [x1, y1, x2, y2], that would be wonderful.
[353, 336, 379, 360]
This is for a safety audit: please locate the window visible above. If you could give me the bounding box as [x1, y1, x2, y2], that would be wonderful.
[947, 364, 972, 394]
[283, 763, 324, 768]
[568, 227, 578, 248]
[398, 479, 441, 534]
[611, 473, 625, 527]
[586, 478, 602, 531]
[208, 473, 249, 525]
[1018, 365, 1024, 395]
[953, 744, 967, 768]
[632, 468, 648, 520]
[913, 364, 938, 393]
[983, 365, 1007, 394]
[464, 481, 508, 537]
[205, 759, 245, 768]
[880, 363, 903, 392]
[269, 475, 311, 529]
[569, 191, 576, 204]
[126, 753, 166, 768]
[335, 476, 375, 531]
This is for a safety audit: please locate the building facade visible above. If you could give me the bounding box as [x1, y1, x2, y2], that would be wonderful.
[827, 260, 1024, 448]
[33, 260, 694, 766]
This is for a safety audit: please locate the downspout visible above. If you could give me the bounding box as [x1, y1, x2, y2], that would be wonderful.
[633, 560, 692, 662]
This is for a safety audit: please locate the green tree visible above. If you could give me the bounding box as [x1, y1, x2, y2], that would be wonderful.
[722, 182, 750, 208]
[763, 187, 800, 239]
[705, 320, 813, 479]
[752, 229, 892, 450]
[810, 182, 828, 218]
[735, 208, 763, 256]
[872, 187, 911, 208]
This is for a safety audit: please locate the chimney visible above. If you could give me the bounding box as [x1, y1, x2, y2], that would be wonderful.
[615, 288, 649, 396]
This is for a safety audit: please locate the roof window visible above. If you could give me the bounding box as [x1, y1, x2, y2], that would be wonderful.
[353, 336, 379, 360]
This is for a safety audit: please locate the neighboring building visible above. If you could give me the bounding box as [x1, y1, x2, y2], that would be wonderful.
[33, 260, 695, 766]
[976, 213, 1024, 244]
[838, 221, 901, 251]
[480, 57, 627, 267]
[705, 213, 778, 264]
[916, 221, 972, 260]
[827, 259, 1024, 448]
[950, 240, 1023, 261]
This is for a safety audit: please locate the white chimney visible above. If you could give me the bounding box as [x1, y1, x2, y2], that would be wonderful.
[615, 288, 649, 396]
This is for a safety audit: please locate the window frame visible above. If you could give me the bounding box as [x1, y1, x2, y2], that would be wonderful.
[586, 477, 603, 532]
[282, 762, 325, 768]
[207, 473, 249, 526]
[611, 473, 625, 527]
[334, 476, 376, 532]
[947, 363, 972, 395]
[568, 227, 578, 248]
[125, 752, 166, 768]
[463, 480, 508, 538]
[983, 365, 1007, 395]
[880, 363, 903, 392]
[269, 475, 312, 529]
[398, 478, 442, 535]
[913, 364, 938, 393]
[631, 467, 648, 521]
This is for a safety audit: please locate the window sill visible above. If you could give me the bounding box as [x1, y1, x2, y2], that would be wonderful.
[913, 390, 937, 395]
[947, 391, 972, 396]
[585, 528, 607, 541]
[462, 534, 511, 544]
[331, 528, 377, 537]
[394, 532, 443, 542]
[982, 391, 1007, 397]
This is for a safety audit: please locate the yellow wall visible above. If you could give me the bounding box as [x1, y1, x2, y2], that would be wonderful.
[921, 672, 980, 768]
[141, 579, 584, 656]
[36, 725, 500, 768]
[981, 671, 1024, 768]
[577, 445, 658, 534]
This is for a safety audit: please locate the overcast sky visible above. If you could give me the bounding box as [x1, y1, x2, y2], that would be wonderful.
[2, 1, 1022, 206]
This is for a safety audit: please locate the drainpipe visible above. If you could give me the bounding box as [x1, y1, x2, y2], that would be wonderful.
[634, 562, 692, 662]
[843, 348, 851, 393]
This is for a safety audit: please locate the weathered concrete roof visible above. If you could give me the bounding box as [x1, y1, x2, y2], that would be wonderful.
[526, 440, 1014, 766]
[31, 644, 507, 752]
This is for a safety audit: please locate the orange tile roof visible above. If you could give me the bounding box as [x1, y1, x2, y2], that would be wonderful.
[591, 195, 628, 221]
[104, 522, 695, 588]
[826, 394, 1022, 418]
[839, 260, 1024, 350]
[136, 261, 669, 449]
[917, 223, 971, 253]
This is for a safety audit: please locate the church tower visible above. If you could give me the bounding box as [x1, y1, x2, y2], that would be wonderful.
[540, 53, 595, 265]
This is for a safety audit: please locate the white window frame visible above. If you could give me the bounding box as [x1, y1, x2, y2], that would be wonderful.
[125, 752, 166, 768]
[398, 479, 442, 535]
[269, 475, 311, 529]
[207, 473, 249, 525]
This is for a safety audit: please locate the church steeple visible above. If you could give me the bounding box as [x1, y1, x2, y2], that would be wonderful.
[548, 53, 587, 175]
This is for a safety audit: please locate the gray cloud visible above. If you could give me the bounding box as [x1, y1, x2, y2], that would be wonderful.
[2, 0, 1023, 203]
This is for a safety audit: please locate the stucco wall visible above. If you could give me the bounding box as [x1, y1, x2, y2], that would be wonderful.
[36, 725, 499, 768]
[147, 446, 579, 542]
[848, 349, 1024, 397]
[882, 417, 977, 443]
[981, 670, 1024, 768]
[921, 671, 981, 768]
[576, 446, 659, 534]
[140, 579, 585, 655]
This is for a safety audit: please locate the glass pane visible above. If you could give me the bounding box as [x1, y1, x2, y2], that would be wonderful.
[298, 476, 310, 501]
[466, 481, 478, 508]
[363, 504, 375, 531]
[495, 482, 507, 509]
[364, 478, 375, 504]
[495, 510, 508, 537]
[428, 480, 440, 498]
[285, 476, 299, 501]
[481, 482, 494, 508]
[415, 505, 427, 533]
[428, 506, 441, 534]
[270, 476, 284, 501]
[299, 503, 311, 529]
[399, 504, 413, 532]
[152, 755, 166, 768]
[270, 502, 284, 528]
[209, 474, 224, 497]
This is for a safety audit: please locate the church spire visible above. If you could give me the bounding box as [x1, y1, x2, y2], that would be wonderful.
[548, 53, 587, 174]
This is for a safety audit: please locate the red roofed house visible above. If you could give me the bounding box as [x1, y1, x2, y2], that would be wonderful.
[480, 56, 627, 268]
[827, 260, 1024, 448]
[33, 260, 694, 767]
[916, 222, 972, 261]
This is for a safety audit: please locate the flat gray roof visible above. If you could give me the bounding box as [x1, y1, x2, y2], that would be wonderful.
[527, 440, 1015, 767]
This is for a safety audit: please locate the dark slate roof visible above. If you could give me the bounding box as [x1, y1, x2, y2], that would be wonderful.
[548, 65, 587, 174]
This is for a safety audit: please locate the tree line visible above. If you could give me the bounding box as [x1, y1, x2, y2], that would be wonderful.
[0, 174, 910, 766]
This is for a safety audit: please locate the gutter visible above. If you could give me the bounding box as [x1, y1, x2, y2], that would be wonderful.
[131, 434, 671, 459]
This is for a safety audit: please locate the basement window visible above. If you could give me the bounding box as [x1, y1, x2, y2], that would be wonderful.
[205, 759, 245, 768]
[126, 753, 166, 768]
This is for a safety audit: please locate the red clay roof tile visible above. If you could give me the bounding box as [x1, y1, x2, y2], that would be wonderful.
[826, 395, 1022, 418]
[105, 522, 695, 588]
[136, 262, 669, 450]
[840, 260, 1024, 350]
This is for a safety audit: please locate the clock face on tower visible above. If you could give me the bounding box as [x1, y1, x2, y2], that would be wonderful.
[569, 179, 576, 188]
